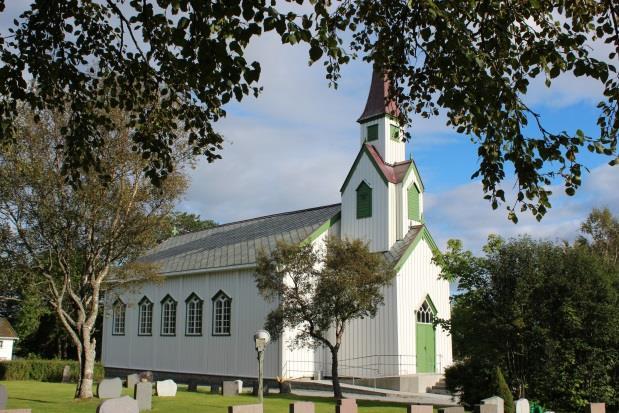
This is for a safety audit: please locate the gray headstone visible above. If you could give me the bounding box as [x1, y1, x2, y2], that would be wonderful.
[61, 365, 72, 383]
[515, 399, 529, 413]
[279, 382, 291, 394]
[336, 399, 357, 413]
[187, 380, 198, 392]
[134, 381, 152, 411]
[439, 408, 465, 413]
[228, 404, 263, 413]
[482, 396, 504, 413]
[211, 384, 221, 394]
[156, 379, 177, 397]
[97, 396, 139, 413]
[475, 404, 499, 413]
[289, 402, 315, 413]
[407, 405, 433, 413]
[587, 404, 605, 413]
[97, 378, 122, 399]
[0, 384, 7, 410]
[223, 381, 241, 396]
[127, 374, 139, 390]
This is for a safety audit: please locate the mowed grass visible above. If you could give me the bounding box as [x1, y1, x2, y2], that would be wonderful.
[1, 380, 417, 413]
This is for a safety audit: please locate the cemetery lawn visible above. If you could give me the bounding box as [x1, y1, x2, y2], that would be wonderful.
[0, 381, 425, 413]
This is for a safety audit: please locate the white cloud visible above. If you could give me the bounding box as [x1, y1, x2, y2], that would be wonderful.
[424, 163, 619, 252]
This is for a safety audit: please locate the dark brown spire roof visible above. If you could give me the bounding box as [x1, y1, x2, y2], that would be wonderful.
[0, 317, 18, 339]
[357, 68, 400, 123]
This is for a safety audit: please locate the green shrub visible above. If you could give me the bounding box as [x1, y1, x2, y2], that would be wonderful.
[0, 359, 104, 383]
[495, 367, 515, 413]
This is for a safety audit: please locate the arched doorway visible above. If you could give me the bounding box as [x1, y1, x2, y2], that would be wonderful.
[415, 296, 436, 373]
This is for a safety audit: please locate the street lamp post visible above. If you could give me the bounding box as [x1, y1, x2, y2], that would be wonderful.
[253, 330, 271, 404]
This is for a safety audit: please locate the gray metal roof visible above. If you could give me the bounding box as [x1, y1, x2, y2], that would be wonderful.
[384, 225, 424, 266]
[142, 204, 342, 275]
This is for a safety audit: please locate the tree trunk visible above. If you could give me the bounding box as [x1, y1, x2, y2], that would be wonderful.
[330, 347, 343, 400]
[74, 333, 96, 399]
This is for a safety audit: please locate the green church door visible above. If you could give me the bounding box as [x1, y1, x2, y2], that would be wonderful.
[416, 298, 436, 373]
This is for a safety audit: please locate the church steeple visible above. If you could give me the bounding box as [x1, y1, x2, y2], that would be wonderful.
[357, 69, 400, 123]
[356, 67, 406, 164]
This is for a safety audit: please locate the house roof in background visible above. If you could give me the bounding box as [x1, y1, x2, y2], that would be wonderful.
[141, 204, 342, 275]
[0, 317, 18, 339]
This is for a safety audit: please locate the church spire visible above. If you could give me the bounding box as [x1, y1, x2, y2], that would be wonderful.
[357, 67, 400, 124]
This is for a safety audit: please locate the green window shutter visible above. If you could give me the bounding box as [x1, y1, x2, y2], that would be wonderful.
[408, 184, 420, 221]
[356, 182, 372, 219]
[367, 125, 378, 141]
[390, 124, 400, 141]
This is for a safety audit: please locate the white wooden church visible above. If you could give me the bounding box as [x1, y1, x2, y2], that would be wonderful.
[102, 69, 453, 392]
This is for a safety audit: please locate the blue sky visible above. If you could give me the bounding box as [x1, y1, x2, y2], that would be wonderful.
[1, 7, 617, 253]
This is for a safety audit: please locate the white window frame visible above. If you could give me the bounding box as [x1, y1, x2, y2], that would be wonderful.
[112, 299, 126, 336]
[160, 295, 177, 336]
[212, 291, 231, 336]
[416, 298, 435, 324]
[138, 296, 153, 336]
[185, 293, 203, 336]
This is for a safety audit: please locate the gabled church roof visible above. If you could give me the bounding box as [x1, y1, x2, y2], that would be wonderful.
[341, 144, 412, 192]
[140, 204, 341, 275]
[357, 68, 400, 123]
[384, 224, 440, 272]
[0, 317, 18, 339]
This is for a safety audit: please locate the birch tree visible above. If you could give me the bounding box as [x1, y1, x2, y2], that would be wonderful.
[0, 108, 187, 398]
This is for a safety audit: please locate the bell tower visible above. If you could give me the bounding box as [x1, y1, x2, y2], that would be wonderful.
[357, 69, 406, 164]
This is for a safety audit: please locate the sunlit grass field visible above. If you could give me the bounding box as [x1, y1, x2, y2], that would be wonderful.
[1, 380, 423, 413]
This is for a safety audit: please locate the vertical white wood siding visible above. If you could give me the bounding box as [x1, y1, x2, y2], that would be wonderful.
[341, 153, 392, 252]
[395, 239, 453, 374]
[358, 118, 406, 164]
[0, 338, 15, 360]
[102, 269, 281, 379]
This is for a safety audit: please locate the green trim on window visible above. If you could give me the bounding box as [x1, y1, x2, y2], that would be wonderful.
[300, 212, 342, 246]
[394, 227, 440, 272]
[340, 146, 388, 193]
[390, 124, 400, 141]
[367, 124, 378, 141]
[356, 181, 372, 219]
[408, 183, 421, 221]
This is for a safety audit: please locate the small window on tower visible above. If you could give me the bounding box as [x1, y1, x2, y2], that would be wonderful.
[390, 124, 400, 141]
[367, 124, 378, 141]
[356, 181, 372, 219]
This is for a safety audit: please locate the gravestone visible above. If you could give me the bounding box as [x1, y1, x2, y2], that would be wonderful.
[252, 384, 269, 396]
[135, 381, 152, 411]
[97, 377, 122, 399]
[97, 396, 139, 413]
[127, 374, 139, 390]
[0, 409, 32, 413]
[438, 408, 465, 413]
[587, 403, 605, 413]
[187, 380, 198, 392]
[407, 405, 433, 413]
[280, 381, 292, 394]
[336, 399, 357, 413]
[515, 399, 529, 413]
[228, 404, 263, 413]
[61, 365, 72, 383]
[482, 396, 504, 413]
[156, 379, 177, 397]
[223, 381, 241, 396]
[211, 384, 221, 394]
[475, 404, 499, 413]
[0, 384, 7, 410]
[289, 402, 315, 413]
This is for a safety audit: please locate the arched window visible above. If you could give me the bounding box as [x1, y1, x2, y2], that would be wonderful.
[160, 295, 177, 336]
[416, 298, 435, 324]
[408, 183, 421, 221]
[185, 293, 204, 336]
[356, 181, 372, 219]
[212, 291, 231, 336]
[138, 296, 153, 336]
[112, 298, 126, 336]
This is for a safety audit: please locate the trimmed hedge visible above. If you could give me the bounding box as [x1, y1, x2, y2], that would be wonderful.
[0, 359, 104, 383]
